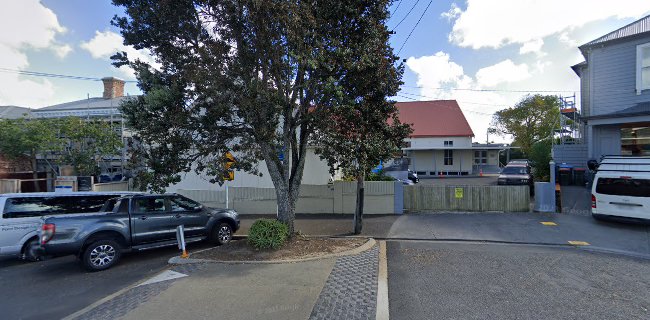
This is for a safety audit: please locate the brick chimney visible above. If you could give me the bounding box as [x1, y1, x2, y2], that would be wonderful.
[101, 77, 125, 99]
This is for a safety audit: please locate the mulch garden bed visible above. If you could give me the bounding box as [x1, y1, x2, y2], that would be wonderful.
[191, 236, 368, 261]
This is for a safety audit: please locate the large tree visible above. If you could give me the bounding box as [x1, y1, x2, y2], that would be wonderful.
[0, 118, 60, 191]
[57, 117, 124, 176]
[0, 117, 122, 189]
[112, 0, 400, 234]
[492, 94, 561, 155]
[314, 1, 411, 234]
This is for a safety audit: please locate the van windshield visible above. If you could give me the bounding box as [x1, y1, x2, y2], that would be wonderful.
[596, 177, 650, 197]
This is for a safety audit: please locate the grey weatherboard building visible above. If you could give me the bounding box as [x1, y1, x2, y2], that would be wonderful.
[557, 15, 650, 167]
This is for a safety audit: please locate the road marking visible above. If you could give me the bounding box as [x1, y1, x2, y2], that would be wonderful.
[62, 268, 176, 320]
[540, 221, 557, 226]
[568, 241, 590, 246]
[376, 241, 389, 320]
[137, 270, 188, 287]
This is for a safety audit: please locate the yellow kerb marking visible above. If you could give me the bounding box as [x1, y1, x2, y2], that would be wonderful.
[540, 222, 557, 226]
[568, 241, 590, 246]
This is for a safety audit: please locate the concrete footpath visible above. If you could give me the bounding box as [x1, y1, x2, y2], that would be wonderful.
[68, 244, 382, 320]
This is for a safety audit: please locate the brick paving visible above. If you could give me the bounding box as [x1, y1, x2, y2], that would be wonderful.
[309, 245, 379, 320]
[72, 281, 173, 320]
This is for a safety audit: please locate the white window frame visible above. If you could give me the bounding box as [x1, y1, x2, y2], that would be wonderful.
[636, 42, 650, 95]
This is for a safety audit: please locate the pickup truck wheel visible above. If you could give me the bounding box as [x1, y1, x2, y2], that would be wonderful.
[210, 223, 233, 245]
[22, 238, 41, 262]
[82, 240, 121, 271]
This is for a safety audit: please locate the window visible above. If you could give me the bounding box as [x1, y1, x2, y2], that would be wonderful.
[133, 197, 167, 213]
[170, 196, 201, 212]
[444, 140, 453, 147]
[2, 195, 116, 219]
[596, 177, 650, 197]
[474, 150, 488, 164]
[637, 43, 650, 94]
[444, 149, 454, 165]
[621, 126, 650, 156]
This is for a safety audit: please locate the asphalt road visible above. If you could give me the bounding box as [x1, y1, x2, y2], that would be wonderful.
[0, 242, 212, 320]
[388, 241, 650, 320]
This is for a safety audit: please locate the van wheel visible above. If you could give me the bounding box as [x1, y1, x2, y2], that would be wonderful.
[22, 238, 41, 262]
[209, 223, 233, 245]
[81, 239, 122, 271]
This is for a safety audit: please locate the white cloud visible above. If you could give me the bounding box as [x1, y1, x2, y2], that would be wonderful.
[447, 0, 650, 49]
[81, 31, 160, 79]
[476, 59, 531, 87]
[53, 44, 73, 59]
[406, 52, 473, 95]
[405, 52, 514, 143]
[441, 3, 461, 21]
[519, 39, 545, 55]
[0, 0, 69, 107]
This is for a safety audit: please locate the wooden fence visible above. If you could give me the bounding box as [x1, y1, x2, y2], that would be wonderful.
[403, 185, 530, 213]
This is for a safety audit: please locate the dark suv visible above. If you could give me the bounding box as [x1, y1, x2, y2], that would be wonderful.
[498, 164, 534, 191]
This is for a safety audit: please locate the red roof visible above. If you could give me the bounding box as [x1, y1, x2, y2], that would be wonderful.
[395, 100, 474, 138]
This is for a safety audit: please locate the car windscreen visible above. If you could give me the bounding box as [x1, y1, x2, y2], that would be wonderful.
[502, 167, 527, 175]
[2, 195, 117, 219]
[596, 177, 650, 198]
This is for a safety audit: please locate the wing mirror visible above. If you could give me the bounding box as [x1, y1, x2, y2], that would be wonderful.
[587, 159, 599, 171]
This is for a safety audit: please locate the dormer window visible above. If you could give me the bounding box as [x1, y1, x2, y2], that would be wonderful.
[637, 43, 650, 94]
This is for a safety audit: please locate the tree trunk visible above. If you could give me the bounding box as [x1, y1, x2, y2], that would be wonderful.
[353, 174, 364, 235]
[275, 186, 296, 235]
[31, 152, 40, 192]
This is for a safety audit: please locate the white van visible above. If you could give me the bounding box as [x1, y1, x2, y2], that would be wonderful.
[591, 156, 650, 221]
[0, 192, 140, 261]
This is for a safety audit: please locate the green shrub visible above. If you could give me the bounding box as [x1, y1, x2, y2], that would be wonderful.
[248, 219, 289, 250]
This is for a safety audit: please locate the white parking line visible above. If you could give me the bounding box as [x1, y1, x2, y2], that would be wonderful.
[376, 240, 390, 320]
[137, 270, 187, 287]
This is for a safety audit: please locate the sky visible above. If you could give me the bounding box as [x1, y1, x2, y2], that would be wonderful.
[2, 0, 650, 143]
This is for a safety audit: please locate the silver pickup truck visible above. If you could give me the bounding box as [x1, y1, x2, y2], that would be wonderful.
[38, 193, 239, 271]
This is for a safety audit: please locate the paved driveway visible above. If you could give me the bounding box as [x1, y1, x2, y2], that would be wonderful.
[388, 241, 650, 320]
[387, 213, 650, 257]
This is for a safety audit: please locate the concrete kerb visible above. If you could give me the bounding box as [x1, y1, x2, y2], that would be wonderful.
[169, 238, 377, 265]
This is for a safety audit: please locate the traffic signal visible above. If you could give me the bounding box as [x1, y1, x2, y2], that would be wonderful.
[224, 152, 235, 181]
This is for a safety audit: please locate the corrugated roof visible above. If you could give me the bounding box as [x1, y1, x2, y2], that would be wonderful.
[582, 15, 650, 48]
[395, 100, 475, 137]
[0, 105, 31, 119]
[35, 96, 132, 112]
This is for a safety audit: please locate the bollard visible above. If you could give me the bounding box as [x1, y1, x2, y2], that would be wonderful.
[176, 225, 189, 258]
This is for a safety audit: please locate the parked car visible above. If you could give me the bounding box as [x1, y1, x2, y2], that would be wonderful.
[408, 170, 419, 184]
[591, 156, 650, 222]
[38, 194, 240, 271]
[497, 164, 534, 193]
[0, 191, 140, 261]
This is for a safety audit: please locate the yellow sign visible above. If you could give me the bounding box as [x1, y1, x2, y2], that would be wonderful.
[455, 187, 463, 199]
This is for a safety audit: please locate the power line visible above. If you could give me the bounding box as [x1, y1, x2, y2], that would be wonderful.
[396, 94, 495, 116]
[0, 67, 138, 83]
[401, 85, 577, 94]
[398, 91, 507, 109]
[392, 0, 420, 29]
[391, 0, 404, 19]
[397, 0, 432, 55]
